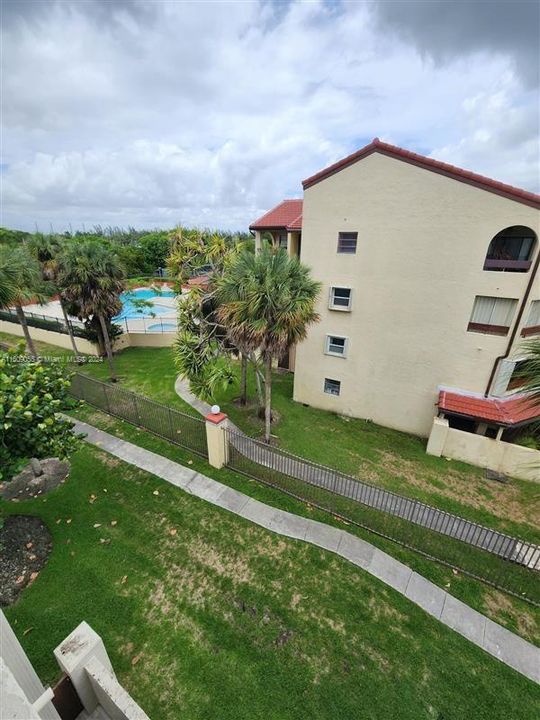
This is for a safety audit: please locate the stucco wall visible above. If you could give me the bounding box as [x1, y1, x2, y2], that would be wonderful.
[293, 152, 540, 436]
[0, 320, 100, 356]
[427, 418, 539, 482]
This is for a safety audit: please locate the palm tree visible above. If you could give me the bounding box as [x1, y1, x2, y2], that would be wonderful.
[30, 233, 81, 358]
[58, 241, 125, 381]
[0, 245, 46, 358]
[515, 339, 540, 407]
[0, 252, 18, 308]
[215, 247, 321, 442]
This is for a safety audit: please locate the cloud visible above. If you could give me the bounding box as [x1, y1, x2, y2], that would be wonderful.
[370, 0, 540, 88]
[1, 0, 538, 231]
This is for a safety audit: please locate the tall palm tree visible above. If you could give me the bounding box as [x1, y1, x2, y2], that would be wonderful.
[58, 241, 125, 381]
[215, 247, 320, 442]
[30, 233, 81, 357]
[516, 339, 540, 407]
[0, 245, 46, 358]
[0, 252, 18, 308]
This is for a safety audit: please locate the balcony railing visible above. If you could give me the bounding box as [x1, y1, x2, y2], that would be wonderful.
[483, 258, 532, 272]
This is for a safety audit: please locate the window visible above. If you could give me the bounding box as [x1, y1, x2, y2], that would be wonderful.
[522, 300, 540, 337]
[468, 296, 518, 336]
[325, 335, 348, 357]
[484, 225, 536, 272]
[329, 286, 352, 310]
[337, 232, 357, 254]
[324, 378, 341, 396]
[277, 233, 287, 249]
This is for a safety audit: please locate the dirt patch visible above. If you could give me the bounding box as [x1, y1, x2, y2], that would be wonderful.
[0, 515, 52, 606]
[0, 459, 70, 501]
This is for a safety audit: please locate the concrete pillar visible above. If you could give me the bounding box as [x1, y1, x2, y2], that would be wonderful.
[496, 426, 504, 441]
[54, 622, 114, 713]
[254, 231, 262, 253]
[0, 610, 60, 720]
[205, 409, 229, 469]
[426, 416, 449, 457]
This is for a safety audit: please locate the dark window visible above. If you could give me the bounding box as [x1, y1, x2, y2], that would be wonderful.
[337, 232, 358, 254]
[330, 287, 352, 309]
[484, 226, 536, 272]
[324, 378, 341, 396]
[326, 335, 347, 356]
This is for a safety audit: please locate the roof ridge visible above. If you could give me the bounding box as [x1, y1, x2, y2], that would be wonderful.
[302, 138, 540, 208]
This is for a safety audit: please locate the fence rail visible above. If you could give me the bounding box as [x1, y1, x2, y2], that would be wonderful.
[225, 427, 540, 605]
[69, 373, 207, 458]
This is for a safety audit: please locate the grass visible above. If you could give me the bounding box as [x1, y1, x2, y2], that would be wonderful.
[2, 444, 540, 720]
[3, 332, 539, 641]
[69, 404, 540, 646]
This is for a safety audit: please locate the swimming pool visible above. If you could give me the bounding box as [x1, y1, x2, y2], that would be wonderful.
[147, 322, 177, 332]
[114, 287, 176, 321]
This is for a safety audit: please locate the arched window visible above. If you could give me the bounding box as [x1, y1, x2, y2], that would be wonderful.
[484, 225, 537, 272]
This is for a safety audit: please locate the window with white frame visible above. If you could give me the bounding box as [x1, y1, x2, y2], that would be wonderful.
[522, 300, 540, 336]
[325, 335, 347, 357]
[329, 286, 352, 310]
[468, 296, 518, 336]
[337, 232, 358, 254]
[324, 378, 341, 396]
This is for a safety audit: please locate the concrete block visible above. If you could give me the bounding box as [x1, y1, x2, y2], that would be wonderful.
[483, 619, 540, 684]
[404, 572, 446, 619]
[367, 549, 412, 593]
[237, 498, 277, 528]
[337, 533, 375, 569]
[269, 510, 309, 540]
[185, 474, 225, 503]
[440, 594, 486, 646]
[54, 622, 113, 713]
[304, 521, 343, 552]
[214, 486, 250, 514]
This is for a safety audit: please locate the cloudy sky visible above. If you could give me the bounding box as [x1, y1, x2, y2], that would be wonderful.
[1, 0, 539, 232]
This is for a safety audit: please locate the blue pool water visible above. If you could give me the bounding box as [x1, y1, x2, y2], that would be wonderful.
[114, 288, 176, 321]
[147, 322, 177, 332]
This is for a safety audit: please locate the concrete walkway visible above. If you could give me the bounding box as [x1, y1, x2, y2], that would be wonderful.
[174, 376, 540, 569]
[72, 418, 540, 685]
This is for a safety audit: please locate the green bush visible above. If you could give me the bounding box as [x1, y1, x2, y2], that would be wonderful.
[0, 345, 82, 480]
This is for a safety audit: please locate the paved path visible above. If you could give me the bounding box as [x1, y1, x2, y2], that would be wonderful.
[73, 418, 539, 685]
[174, 377, 539, 569]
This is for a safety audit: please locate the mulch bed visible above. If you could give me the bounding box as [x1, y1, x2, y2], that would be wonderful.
[0, 458, 70, 501]
[0, 515, 52, 606]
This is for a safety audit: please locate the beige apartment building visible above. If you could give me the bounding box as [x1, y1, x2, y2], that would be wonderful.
[250, 138, 540, 440]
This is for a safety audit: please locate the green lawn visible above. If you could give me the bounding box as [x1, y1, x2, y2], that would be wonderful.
[2, 332, 539, 642]
[2, 445, 539, 720]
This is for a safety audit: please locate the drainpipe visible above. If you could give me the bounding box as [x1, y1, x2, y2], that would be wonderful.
[484, 247, 540, 396]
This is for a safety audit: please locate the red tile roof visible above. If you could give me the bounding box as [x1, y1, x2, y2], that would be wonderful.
[250, 199, 303, 231]
[438, 389, 540, 426]
[302, 138, 540, 209]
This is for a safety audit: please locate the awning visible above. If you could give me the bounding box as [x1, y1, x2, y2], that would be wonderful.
[438, 389, 539, 427]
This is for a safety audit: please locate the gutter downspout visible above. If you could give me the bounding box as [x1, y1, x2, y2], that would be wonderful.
[484, 247, 540, 396]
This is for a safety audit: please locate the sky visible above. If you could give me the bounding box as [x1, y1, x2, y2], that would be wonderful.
[1, 0, 539, 233]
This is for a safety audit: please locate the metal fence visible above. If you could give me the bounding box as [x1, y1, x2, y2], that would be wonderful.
[0, 307, 177, 336]
[70, 373, 207, 458]
[0, 308, 87, 337]
[225, 427, 540, 605]
[116, 316, 177, 334]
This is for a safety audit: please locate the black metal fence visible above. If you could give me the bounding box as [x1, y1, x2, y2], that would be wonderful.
[70, 373, 208, 458]
[0, 308, 88, 338]
[225, 427, 540, 605]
